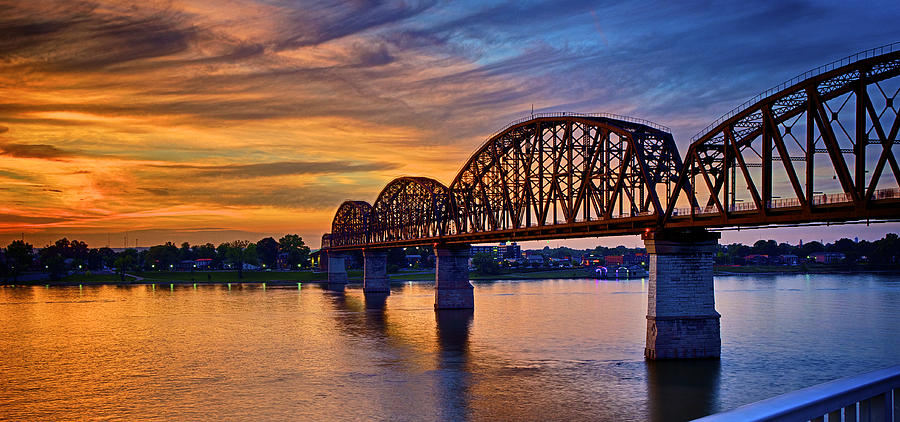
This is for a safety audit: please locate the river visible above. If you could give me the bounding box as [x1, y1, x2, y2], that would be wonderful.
[1, 274, 898, 421]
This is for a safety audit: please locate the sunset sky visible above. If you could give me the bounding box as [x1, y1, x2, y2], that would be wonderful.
[2, 0, 899, 249]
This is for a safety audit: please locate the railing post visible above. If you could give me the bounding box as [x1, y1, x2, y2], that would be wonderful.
[870, 392, 887, 422]
[845, 403, 858, 422]
[893, 388, 899, 422]
[827, 409, 843, 421]
[860, 398, 871, 421]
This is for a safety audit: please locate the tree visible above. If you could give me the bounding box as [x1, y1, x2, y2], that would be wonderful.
[872, 233, 899, 265]
[5, 240, 34, 282]
[44, 254, 66, 280]
[799, 241, 825, 258]
[194, 243, 217, 259]
[472, 252, 500, 275]
[244, 243, 259, 267]
[87, 249, 104, 271]
[179, 242, 194, 261]
[113, 254, 135, 282]
[256, 237, 279, 269]
[224, 240, 251, 278]
[39, 243, 67, 279]
[68, 239, 89, 262]
[751, 239, 778, 256]
[387, 247, 407, 272]
[146, 242, 179, 270]
[98, 247, 117, 270]
[278, 234, 310, 269]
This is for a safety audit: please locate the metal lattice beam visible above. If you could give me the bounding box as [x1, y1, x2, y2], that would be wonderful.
[325, 47, 900, 251]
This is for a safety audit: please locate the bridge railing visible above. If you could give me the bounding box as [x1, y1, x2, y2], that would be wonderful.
[668, 188, 900, 218]
[871, 187, 900, 201]
[693, 365, 900, 422]
[811, 192, 852, 206]
[486, 112, 671, 141]
[692, 41, 900, 142]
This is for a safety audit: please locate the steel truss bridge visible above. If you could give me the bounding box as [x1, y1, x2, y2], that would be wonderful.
[326, 45, 900, 251]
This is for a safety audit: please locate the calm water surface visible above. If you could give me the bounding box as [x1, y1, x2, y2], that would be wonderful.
[1, 274, 898, 421]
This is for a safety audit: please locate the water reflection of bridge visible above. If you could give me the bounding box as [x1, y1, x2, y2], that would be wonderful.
[322, 44, 900, 359]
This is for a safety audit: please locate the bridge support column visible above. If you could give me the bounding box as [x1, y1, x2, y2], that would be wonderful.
[363, 250, 389, 293]
[643, 229, 721, 360]
[327, 252, 348, 287]
[434, 244, 473, 310]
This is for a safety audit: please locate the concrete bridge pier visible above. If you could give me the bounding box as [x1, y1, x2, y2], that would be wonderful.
[327, 251, 349, 289]
[643, 229, 721, 360]
[363, 249, 390, 293]
[434, 244, 474, 310]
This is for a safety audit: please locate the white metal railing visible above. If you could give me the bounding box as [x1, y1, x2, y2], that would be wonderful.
[669, 188, 900, 217]
[693, 365, 900, 422]
[692, 41, 900, 142]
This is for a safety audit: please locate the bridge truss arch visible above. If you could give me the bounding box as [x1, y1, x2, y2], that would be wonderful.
[330, 201, 373, 247]
[665, 46, 900, 227]
[448, 114, 684, 235]
[324, 46, 900, 250]
[371, 177, 451, 243]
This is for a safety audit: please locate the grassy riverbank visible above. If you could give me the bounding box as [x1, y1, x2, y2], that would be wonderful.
[713, 264, 897, 275]
[2, 270, 364, 286]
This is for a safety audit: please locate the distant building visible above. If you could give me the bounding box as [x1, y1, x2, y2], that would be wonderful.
[548, 257, 571, 267]
[310, 249, 325, 270]
[780, 254, 799, 266]
[634, 252, 647, 266]
[581, 254, 605, 266]
[405, 254, 422, 268]
[524, 253, 545, 267]
[471, 242, 521, 260]
[195, 258, 212, 269]
[176, 260, 195, 271]
[743, 254, 769, 265]
[605, 253, 642, 267]
[809, 252, 845, 264]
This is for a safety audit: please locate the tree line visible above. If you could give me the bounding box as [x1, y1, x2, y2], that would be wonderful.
[527, 234, 900, 267]
[715, 233, 900, 265]
[0, 235, 311, 281]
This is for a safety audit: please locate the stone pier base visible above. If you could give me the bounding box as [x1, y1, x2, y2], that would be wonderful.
[434, 244, 473, 310]
[363, 250, 389, 293]
[643, 229, 721, 360]
[327, 252, 348, 287]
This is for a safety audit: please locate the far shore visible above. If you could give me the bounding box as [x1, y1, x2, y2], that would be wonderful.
[2, 266, 896, 287]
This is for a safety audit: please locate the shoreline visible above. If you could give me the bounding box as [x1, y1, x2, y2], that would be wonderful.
[714, 269, 897, 276]
[2, 268, 896, 287]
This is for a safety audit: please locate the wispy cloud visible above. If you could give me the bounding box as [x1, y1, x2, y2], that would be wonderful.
[0, 141, 77, 160]
[148, 160, 401, 177]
